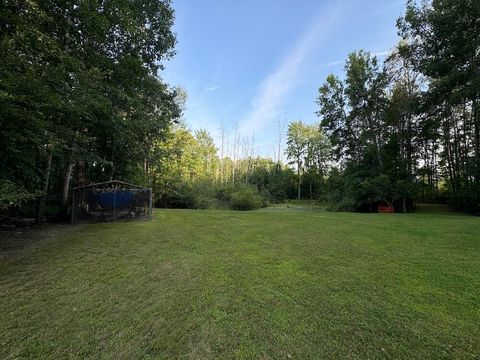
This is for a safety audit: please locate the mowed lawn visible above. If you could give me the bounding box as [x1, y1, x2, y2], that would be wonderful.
[1, 209, 479, 359]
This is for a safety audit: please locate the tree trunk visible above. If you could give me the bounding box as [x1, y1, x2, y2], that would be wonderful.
[61, 162, 74, 207]
[367, 116, 383, 168]
[78, 159, 86, 187]
[473, 98, 480, 191]
[444, 120, 456, 194]
[297, 164, 301, 200]
[77, 159, 86, 206]
[57, 161, 75, 221]
[36, 151, 53, 223]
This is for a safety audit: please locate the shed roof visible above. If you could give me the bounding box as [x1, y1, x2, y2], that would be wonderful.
[73, 180, 150, 191]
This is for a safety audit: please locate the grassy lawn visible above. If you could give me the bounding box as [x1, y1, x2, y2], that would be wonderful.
[1, 209, 479, 359]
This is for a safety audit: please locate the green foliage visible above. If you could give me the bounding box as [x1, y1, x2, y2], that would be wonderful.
[230, 186, 263, 211]
[285, 121, 331, 200]
[249, 163, 297, 202]
[4, 0, 478, 217]
[0, 0, 179, 221]
[317, 50, 408, 211]
[0, 180, 40, 209]
[149, 124, 296, 209]
[396, 0, 480, 212]
[155, 180, 266, 211]
[327, 196, 356, 212]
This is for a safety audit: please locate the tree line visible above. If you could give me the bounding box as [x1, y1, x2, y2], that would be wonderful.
[313, 0, 479, 213]
[1, 0, 478, 219]
[142, 120, 299, 210]
[1, 0, 180, 221]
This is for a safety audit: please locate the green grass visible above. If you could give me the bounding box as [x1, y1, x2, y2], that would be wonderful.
[1, 209, 479, 359]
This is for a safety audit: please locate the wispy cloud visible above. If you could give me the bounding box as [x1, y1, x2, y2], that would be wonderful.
[238, 2, 346, 136]
[326, 59, 345, 67]
[205, 85, 221, 92]
[372, 50, 391, 57]
[324, 49, 391, 69]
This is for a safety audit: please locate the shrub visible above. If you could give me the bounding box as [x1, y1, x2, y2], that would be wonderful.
[230, 187, 262, 211]
[214, 183, 235, 207]
[0, 180, 40, 209]
[327, 197, 356, 212]
[155, 180, 267, 210]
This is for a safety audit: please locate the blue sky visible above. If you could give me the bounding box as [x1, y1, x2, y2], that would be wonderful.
[161, 0, 405, 159]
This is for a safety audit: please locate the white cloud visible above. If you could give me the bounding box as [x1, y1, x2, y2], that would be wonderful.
[205, 85, 221, 92]
[372, 50, 391, 57]
[321, 49, 391, 73]
[238, 2, 345, 137]
[326, 59, 345, 67]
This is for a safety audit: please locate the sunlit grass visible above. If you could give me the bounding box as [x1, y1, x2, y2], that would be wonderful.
[1, 209, 479, 358]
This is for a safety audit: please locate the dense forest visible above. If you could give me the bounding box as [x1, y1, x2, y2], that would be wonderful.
[317, 0, 480, 214]
[1, 0, 479, 221]
[1, 0, 180, 221]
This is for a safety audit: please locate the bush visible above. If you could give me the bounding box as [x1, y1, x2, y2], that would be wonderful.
[155, 180, 267, 210]
[214, 183, 235, 207]
[258, 188, 271, 207]
[327, 197, 356, 212]
[0, 180, 40, 209]
[170, 182, 222, 209]
[230, 187, 262, 211]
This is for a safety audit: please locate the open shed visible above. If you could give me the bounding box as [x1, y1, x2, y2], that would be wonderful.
[71, 180, 152, 223]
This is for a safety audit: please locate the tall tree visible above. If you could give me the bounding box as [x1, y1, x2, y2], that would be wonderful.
[344, 50, 389, 169]
[286, 121, 309, 200]
[317, 51, 416, 212]
[398, 0, 480, 212]
[0, 0, 180, 220]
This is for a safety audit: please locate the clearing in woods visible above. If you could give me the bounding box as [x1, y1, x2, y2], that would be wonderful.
[1, 208, 479, 359]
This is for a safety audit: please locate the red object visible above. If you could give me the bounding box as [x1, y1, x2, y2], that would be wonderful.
[378, 204, 395, 213]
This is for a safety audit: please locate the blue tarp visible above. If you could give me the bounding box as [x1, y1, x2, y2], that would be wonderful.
[95, 191, 134, 208]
